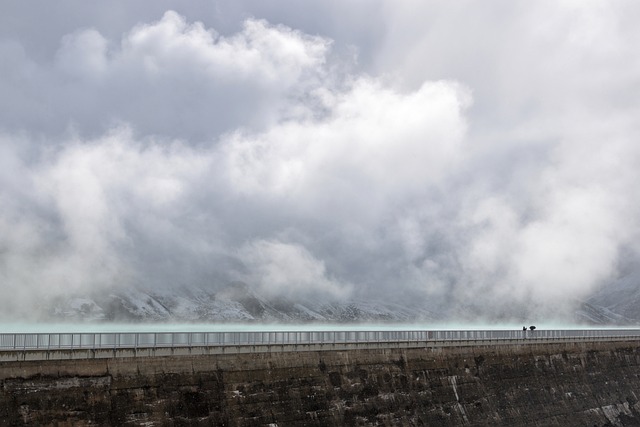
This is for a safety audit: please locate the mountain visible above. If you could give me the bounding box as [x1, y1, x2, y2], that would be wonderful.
[44, 278, 640, 326]
[586, 267, 640, 322]
[46, 282, 440, 324]
[573, 301, 636, 325]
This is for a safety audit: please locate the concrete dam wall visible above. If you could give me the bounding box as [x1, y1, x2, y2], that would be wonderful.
[2, 340, 640, 426]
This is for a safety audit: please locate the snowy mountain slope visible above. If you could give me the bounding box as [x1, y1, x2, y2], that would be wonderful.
[586, 267, 640, 322]
[574, 301, 636, 325]
[46, 280, 637, 325]
[47, 282, 440, 323]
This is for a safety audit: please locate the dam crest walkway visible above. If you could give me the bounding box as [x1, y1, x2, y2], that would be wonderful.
[1, 328, 639, 361]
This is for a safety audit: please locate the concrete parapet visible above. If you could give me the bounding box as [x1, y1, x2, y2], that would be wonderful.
[1, 336, 638, 362]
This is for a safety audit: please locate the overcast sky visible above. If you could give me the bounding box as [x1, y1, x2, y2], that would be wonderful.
[1, 1, 640, 321]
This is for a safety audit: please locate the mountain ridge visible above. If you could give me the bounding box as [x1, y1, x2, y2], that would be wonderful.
[43, 281, 640, 326]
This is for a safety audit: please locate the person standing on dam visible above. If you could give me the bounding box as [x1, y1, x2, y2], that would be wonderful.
[523, 326, 527, 339]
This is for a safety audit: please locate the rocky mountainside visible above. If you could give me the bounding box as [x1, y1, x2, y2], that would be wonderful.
[586, 267, 640, 322]
[574, 301, 636, 325]
[43, 279, 640, 326]
[47, 282, 440, 324]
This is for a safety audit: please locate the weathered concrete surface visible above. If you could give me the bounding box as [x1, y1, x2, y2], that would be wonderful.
[2, 340, 640, 426]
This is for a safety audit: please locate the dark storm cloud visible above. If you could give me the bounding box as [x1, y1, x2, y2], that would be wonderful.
[1, 2, 640, 321]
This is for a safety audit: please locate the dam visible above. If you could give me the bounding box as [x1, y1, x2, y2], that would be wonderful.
[2, 328, 640, 425]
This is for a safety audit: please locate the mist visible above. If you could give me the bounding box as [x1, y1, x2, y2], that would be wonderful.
[1, 2, 640, 323]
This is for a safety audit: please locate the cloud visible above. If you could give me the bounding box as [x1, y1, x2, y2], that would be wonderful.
[223, 78, 470, 218]
[0, 129, 207, 314]
[237, 239, 352, 299]
[452, 118, 640, 317]
[1, 10, 331, 140]
[1, 5, 640, 321]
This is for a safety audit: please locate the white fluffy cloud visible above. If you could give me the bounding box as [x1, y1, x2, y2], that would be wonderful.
[224, 78, 470, 219]
[2, 11, 330, 139]
[237, 239, 352, 299]
[1, 3, 640, 320]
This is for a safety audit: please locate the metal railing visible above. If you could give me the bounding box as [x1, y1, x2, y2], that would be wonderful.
[1, 329, 639, 351]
